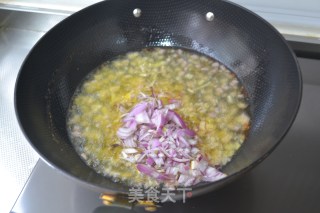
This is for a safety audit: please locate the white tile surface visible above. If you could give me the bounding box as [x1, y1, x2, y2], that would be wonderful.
[0, 0, 101, 12]
[231, 0, 320, 40]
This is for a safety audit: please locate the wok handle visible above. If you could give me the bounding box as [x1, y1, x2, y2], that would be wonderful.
[100, 193, 160, 212]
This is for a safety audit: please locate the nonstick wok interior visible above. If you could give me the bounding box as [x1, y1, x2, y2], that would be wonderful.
[15, 0, 301, 199]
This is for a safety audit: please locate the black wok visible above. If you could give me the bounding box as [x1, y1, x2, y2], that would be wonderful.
[15, 0, 301, 203]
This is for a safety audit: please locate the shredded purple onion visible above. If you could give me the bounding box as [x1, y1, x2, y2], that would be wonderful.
[117, 94, 226, 187]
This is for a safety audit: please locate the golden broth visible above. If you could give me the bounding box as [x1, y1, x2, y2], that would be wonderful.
[67, 48, 250, 187]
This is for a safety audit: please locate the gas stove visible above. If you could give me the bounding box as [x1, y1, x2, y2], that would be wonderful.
[1, 8, 320, 213]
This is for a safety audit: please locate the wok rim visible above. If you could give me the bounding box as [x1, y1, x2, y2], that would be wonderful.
[14, 0, 303, 200]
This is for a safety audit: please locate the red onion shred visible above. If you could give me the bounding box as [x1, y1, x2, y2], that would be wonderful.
[117, 94, 226, 187]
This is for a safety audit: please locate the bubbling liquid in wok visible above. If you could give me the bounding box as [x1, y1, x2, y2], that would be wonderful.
[67, 48, 250, 187]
